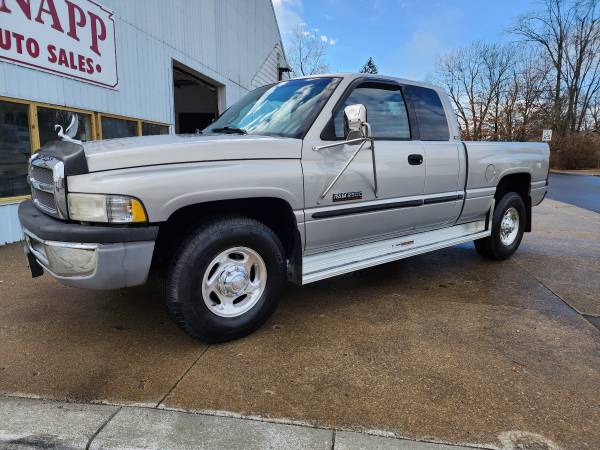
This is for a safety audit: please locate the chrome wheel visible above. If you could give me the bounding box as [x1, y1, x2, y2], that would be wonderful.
[201, 247, 267, 318]
[499, 207, 520, 246]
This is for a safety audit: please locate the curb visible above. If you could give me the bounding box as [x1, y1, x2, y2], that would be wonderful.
[0, 395, 488, 450]
[550, 169, 600, 176]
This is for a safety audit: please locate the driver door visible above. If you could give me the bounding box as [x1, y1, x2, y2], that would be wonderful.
[302, 81, 426, 253]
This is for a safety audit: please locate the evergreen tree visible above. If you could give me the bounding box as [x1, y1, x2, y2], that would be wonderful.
[359, 57, 378, 74]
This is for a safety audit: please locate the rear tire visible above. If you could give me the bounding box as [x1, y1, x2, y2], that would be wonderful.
[161, 217, 286, 343]
[475, 192, 526, 260]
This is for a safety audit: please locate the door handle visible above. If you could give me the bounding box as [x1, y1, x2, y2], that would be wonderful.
[408, 154, 423, 165]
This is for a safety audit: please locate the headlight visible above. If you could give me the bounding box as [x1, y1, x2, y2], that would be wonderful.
[68, 193, 148, 223]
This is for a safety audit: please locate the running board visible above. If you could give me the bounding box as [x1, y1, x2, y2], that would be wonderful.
[302, 221, 490, 284]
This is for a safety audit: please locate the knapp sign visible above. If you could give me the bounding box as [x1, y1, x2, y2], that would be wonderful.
[0, 0, 117, 88]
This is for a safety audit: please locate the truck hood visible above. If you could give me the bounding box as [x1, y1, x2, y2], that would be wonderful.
[81, 134, 302, 172]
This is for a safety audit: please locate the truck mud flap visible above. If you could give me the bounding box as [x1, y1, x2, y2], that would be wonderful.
[25, 249, 44, 278]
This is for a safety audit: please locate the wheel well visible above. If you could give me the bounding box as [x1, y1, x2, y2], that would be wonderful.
[495, 173, 532, 232]
[152, 198, 302, 283]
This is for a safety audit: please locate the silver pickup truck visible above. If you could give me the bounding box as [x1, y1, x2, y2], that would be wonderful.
[19, 74, 550, 342]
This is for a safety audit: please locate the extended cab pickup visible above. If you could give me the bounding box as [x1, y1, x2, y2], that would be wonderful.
[19, 74, 550, 342]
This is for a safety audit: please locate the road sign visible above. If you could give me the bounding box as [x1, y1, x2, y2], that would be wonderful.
[542, 129, 553, 142]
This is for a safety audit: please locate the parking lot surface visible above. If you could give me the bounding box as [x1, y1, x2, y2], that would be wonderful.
[1, 199, 599, 449]
[548, 173, 600, 213]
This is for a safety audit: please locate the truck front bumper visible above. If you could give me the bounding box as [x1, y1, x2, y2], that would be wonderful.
[18, 200, 158, 290]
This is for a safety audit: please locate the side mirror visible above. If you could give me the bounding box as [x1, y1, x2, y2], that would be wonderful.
[344, 104, 370, 142]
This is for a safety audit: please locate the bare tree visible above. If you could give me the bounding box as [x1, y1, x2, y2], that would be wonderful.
[433, 0, 600, 168]
[286, 24, 330, 76]
[564, 1, 600, 132]
[510, 0, 600, 135]
[434, 42, 514, 140]
[510, 0, 572, 133]
[514, 52, 553, 140]
[495, 48, 552, 141]
[588, 93, 600, 129]
[434, 41, 553, 141]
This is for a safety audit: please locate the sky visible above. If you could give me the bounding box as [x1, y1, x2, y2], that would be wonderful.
[273, 0, 539, 81]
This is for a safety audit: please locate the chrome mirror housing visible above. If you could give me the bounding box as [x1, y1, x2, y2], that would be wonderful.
[344, 104, 370, 142]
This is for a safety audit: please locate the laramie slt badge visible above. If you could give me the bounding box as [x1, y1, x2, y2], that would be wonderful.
[332, 191, 363, 202]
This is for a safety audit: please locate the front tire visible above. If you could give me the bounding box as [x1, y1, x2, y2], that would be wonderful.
[162, 217, 286, 343]
[475, 192, 526, 260]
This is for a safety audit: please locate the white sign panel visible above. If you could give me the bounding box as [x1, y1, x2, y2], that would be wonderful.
[542, 129, 553, 142]
[0, 0, 118, 88]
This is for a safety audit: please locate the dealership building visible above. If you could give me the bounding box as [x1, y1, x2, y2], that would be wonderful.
[0, 0, 289, 244]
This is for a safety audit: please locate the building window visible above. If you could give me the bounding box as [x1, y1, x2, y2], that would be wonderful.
[142, 122, 169, 136]
[0, 96, 170, 202]
[0, 100, 31, 199]
[38, 108, 93, 147]
[101, 116, 137, 139]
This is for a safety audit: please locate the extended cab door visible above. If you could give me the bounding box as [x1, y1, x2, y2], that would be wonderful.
[302, 80, 426, 252]
[402, 85, 463, 228]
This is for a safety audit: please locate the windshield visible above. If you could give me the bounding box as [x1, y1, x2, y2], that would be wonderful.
[204, 77, 341, 138]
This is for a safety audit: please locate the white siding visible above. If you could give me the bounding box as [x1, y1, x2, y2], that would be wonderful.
[0, 203, 24, 245]
[252, 43, 286, 88]
[0, 0, 285, 124]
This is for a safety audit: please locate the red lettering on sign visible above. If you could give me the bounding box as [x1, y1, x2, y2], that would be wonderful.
[47, 43, 57, 62]
[57, 47, 68, 66]
[15, 0, 32, 19]
[0, 0, 10, 13]
[0, 29, 9, 49]
[65, 0, 85, 41]
[0, 0, 117, 88]
[35, 0, 64, 33]
[25, 36, 38, 57]
[88, 11, 105, 56]
[13, 31, 24, 53]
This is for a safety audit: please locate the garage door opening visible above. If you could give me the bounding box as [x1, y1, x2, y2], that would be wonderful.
[173, 64, 219, 134]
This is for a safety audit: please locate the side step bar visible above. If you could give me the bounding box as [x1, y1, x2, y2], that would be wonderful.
[302, 221, 490, 284]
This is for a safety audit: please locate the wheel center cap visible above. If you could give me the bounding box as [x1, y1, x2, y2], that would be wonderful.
[217, 265, 250, 296]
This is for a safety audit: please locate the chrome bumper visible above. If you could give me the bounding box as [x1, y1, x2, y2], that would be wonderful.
[23, 229, 155, 290]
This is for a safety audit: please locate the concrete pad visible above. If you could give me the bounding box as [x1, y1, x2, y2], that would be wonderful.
[164, 274, 600, 449]
[0, 396, 117, 449]
[0, 243, 206, 405]
[514, 200, 600, 316]
[336, 242, 576, 316]
[90, 406, 333, 450]
[1, 199, 599, 450]
[334, 431, 477, 450]
[585, 315, 600, 331]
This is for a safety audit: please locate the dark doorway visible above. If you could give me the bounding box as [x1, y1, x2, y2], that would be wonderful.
[173, 64, 219, 133]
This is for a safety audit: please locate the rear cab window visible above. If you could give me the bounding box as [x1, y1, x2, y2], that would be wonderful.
[402, 85, 449, 141]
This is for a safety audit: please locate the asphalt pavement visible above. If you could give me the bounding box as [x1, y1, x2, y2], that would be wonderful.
[548, 173, 600, 213]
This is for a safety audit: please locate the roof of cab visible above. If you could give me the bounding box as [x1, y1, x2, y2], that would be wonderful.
[289, 73, 445, 93]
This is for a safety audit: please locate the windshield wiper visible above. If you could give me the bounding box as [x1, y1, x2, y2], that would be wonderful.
[211, 126, 247, 135]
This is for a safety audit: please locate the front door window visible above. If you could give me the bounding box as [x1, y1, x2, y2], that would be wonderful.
[333, 83, 411, 140]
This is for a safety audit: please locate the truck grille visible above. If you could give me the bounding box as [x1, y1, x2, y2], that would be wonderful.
[29, 154, 67, 219]
[32, 188, 56, 212]
[31, 165, 54, 185]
